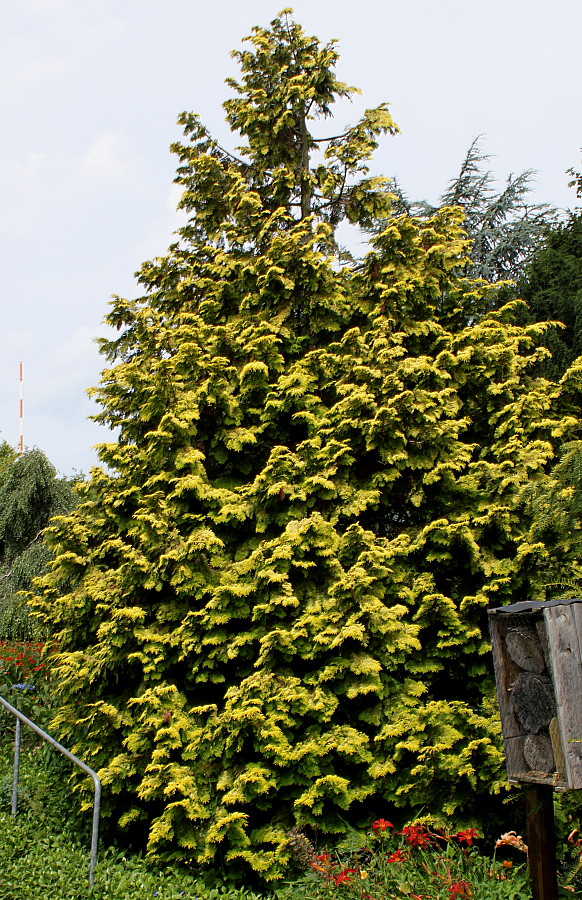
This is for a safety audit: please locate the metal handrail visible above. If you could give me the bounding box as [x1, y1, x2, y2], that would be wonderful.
[0, 694, 101, 884]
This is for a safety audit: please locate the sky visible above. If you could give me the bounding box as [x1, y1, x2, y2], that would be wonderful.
[1, 0, 581, 476]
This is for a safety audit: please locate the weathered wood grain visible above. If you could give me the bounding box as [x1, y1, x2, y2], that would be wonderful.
[489, 615, 523, 742]
[549, 717, 565, 779]
[536, 620, 551, 671]
[523, 734, 555, 774]
[526, 784, 559, 900]
[544, 605, 582, 789]
[506, 630, 545, 673]
[511, 674, 554, 734]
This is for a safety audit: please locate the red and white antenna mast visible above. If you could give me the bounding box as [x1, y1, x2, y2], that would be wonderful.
[18, 362, 23, 452]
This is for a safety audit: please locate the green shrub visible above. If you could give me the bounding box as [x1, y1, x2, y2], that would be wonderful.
[31, 9, 577, 880]
[0, 641, 54, 739]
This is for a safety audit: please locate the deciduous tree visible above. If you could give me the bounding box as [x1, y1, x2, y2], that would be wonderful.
[0, 446, 76, 638]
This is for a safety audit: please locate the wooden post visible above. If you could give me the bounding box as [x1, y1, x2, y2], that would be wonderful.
[525, 784, 558, 900]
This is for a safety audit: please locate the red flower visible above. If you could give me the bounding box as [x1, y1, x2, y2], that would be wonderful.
[333, 868, 356, 885]
[449, 880, 471, 898]
[386, 849, 406, 863]
[371, 818, 394, 832]
[454, 828, 479, 847]
[399, 825, 432, 849]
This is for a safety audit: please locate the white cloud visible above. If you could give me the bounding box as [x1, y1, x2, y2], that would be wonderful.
[0, 130, 147, 239]
[0, 59, 66, 95]
[0, 152, 46, 236]
[80, 133, 133, 185]
[21, 0, 73, 14]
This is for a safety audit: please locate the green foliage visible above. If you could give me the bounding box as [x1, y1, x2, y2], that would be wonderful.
[567, 156, 582, 200]
[31, 10, 576, 882]
[0, 815, 262, 900]
[0, 442, 17, 486]
[518, 211, 582, 379]
[0, 447, 77, 639]
[0, 641, 53, 741]
[520, 431, 582, 598]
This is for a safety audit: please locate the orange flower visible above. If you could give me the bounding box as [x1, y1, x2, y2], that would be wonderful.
[309, 853, 333, 874]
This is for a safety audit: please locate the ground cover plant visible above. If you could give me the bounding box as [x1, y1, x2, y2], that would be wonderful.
[0, 720, 262, 900]
[30, 7, 582, 882]
[0, 808, 264, 900]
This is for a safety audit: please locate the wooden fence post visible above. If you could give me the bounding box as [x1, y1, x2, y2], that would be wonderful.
[525, 783, 558, 900]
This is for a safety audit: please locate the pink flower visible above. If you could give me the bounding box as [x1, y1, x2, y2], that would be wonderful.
[495, 832, 527, 854]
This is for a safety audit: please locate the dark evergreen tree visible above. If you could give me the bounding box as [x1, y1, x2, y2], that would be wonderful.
[398, 139, 557, 284]
[32, 12, 573, 880]
[519, 359, 582, 596]
[518, 212, 582, 379]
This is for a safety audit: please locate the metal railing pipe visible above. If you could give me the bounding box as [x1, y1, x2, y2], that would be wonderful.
[0, 694, 101, 884]
[11, 717, 20, 816]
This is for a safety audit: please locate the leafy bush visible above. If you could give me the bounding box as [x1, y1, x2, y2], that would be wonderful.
[0, 640, 45, 688]
[0, 640, 52, 733]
